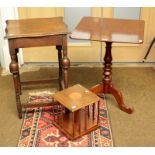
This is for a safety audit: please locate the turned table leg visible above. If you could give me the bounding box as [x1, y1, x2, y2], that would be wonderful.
[9, 48, 22, 119]
[62, 36, 70, 89]
[15, 48, 22, 95]
[90, 42, 133, 114]
[61, 36, 70, 114]
[56, 45, 63, 90]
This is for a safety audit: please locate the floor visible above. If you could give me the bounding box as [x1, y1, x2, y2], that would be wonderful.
[0, 66, 155, 146]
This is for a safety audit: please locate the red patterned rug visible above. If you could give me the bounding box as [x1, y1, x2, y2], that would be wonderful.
[18, 94, 113, 147]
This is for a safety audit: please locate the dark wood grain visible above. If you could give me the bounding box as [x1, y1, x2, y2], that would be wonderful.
[5, 17, 70, 118]
[53, 84, 100, 140]
[53, 84, 99, 112]
[5, 17, 68, 39]
[71, 17, 144, 114]
[70, 16, 144, 44]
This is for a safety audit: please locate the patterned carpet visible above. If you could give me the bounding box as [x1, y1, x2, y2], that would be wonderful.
[18, 94, 113, 147]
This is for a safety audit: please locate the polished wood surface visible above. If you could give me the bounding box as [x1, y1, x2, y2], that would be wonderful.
[53, 84, 99, 112]
[5, 17, 68, 39]
[70, 16, 144, 44]
[53, 84, 100, 140]
[53, 109, 99, 140]
[5, 17, 70, 118]
[71, 17, 145, 114]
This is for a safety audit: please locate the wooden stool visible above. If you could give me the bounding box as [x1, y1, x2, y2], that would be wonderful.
[5, 17, 70, 119]
[53, 84, 100, 140]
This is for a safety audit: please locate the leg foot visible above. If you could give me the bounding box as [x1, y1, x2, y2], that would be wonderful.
[90, 83, 133, 114]
[108, 84, 133, 114]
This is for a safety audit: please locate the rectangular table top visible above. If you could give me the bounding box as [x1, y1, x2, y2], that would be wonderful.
[53, 84, 99, 112]
[5, 17, 68, 39]
[70, 16, 145, 44]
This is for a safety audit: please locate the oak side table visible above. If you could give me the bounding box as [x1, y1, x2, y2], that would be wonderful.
[53, 84, 100, 140]
[70, 17, 145, 114]
[5, 17, 70, 119]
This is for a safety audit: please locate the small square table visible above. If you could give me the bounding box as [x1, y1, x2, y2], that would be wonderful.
[53, 84, 100, 140]
[5, 17, 70, 118]
[70, 17, 145, 114]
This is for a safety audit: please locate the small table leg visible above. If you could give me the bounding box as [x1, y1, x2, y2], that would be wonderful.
[61, 36, 70, 114]
[90, 42, 133, 114]
[15, 48, 22, 95]
[56, 45, 63, 90]
[62, 36, 70, 89]
[9, 47, 22, 119]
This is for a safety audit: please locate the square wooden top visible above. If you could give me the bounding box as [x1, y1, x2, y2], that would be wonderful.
[5, 17, 68, 39]
[53, 84, 100, 112]
[70, 16, 145, 44]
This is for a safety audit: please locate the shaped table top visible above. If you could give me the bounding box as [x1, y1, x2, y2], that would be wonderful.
[70, 16, 145, 44]
[5, 17, 68, 39]
[53, 84, 99, 112]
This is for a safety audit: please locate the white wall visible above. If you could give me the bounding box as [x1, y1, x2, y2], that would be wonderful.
[64, 7, 91, 43]
[113, 7, 141, 20]
[0, 10, 5, 68]
[0, 7, 23, 70]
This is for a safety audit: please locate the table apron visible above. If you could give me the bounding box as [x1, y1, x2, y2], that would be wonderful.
[9, 35, 66, 49]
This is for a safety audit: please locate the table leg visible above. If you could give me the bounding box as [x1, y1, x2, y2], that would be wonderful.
[62, 35, 70, 89]
[72, 112, 75, 137]
[90, 42, 133, 114]
[15, 48, 22, 95]
[9, 48, 22, 119]
[56, 45, 63, 90]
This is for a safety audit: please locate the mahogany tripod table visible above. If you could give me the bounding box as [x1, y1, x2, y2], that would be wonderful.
[5, 17, 70, 118]
[70, 17, 145, 114]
